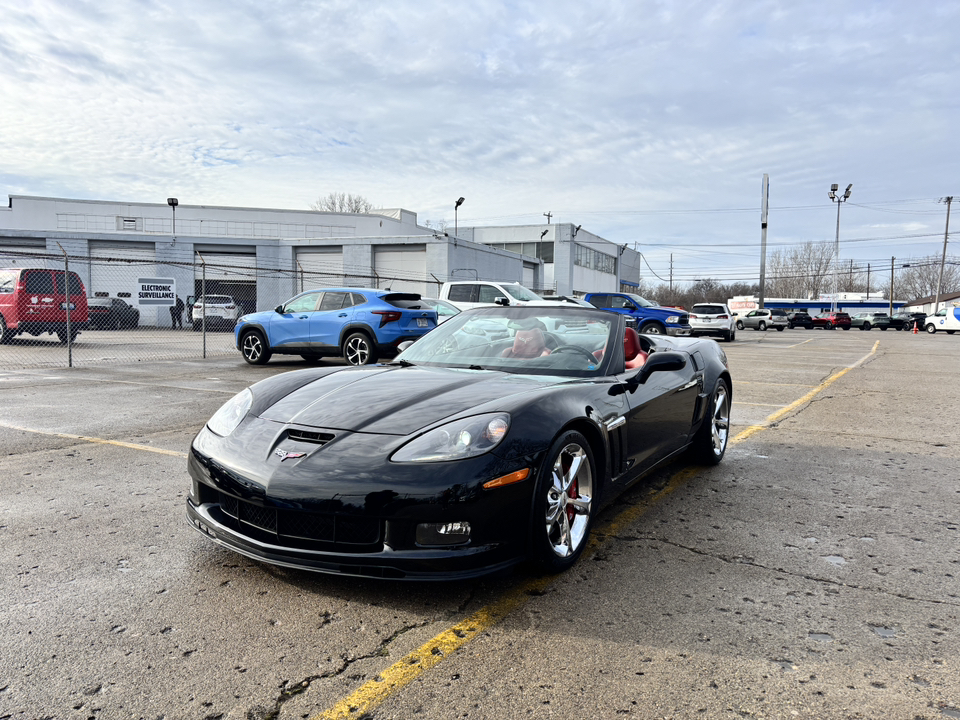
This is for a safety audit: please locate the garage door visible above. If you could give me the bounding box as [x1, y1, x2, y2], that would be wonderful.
[194, 252, 257, 282]
[194, 251, 258, 316]
[374, 245, 427, 297]
[89, 241, 156, 299]
[0, 241, 51, 268]
[89, 241, 162, 326]
[295, 247, 344, 291]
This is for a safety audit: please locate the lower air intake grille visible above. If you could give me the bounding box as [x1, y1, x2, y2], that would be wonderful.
[218, 492, 379, 547]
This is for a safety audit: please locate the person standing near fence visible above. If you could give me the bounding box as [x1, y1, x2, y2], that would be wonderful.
[170, 296, 184, 329]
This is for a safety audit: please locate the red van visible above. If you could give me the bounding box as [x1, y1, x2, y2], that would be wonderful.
[0, 267, 89, 344]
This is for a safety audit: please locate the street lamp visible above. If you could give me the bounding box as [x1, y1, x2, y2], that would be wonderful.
[454, 197, 465, 237]
[167, 197, 178, 243]
[828, 183, 852, 311]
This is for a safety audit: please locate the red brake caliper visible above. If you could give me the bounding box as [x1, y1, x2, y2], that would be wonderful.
[564, 454, 578, 525]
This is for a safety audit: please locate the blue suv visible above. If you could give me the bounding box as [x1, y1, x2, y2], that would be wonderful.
[235, 288, 438, 365]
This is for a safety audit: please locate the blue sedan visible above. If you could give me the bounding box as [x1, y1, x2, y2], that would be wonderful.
[235, 288, 438, 366]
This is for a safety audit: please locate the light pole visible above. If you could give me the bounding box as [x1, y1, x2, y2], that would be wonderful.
[828, 183, 852, 312]
[454, 197, 464, 237]
[167, 197, 178, 242]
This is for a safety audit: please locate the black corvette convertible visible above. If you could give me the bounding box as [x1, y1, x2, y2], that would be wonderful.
[187, 305, 732, 579]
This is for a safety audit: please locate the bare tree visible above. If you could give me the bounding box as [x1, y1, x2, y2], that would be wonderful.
[766, 241, 835, 299]
[311, 192, 376, 213]
[895, 255, 960, 301]
[424, 219, 449, 232]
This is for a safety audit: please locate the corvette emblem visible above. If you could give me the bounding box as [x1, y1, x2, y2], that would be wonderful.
[274, 448, 307, 461]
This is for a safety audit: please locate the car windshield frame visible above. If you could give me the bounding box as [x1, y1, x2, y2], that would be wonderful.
[395, 306, 619, 378]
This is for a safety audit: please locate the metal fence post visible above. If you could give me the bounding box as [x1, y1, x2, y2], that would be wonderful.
[57, 242, 73, 367]
[197, 252, 207, 358]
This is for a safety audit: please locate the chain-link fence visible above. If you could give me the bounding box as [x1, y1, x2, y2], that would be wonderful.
[1, 249, 556, 369]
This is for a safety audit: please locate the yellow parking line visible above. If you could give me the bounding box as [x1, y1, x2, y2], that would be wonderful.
[731, 340, 879, 444]
[0, 421, 188, 458]
[313, 340, 882, 720]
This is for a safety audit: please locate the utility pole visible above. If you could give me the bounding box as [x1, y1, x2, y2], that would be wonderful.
[866, 263, 870, 299]
[543, 211, 552, 224]
[759, 174, 769, 309]
[669, 253, 674, 295]
[889, 257, 895, 316]
[934, 196, 953, 315]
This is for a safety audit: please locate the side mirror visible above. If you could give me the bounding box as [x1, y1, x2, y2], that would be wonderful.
[610, 352, 687, 395]
[275, 305, 284, 314]
[397, 340, 416, 352]
[494, 296, 510, 306]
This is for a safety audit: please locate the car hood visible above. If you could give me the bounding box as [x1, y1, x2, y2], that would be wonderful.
[257, 365, 569, 435]
[240, 310, 277, 324]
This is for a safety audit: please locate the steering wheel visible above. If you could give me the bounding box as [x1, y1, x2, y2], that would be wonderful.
[551, 345, 599, 362]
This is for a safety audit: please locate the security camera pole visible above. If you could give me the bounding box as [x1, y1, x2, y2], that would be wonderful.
[828, 183, 852, 313]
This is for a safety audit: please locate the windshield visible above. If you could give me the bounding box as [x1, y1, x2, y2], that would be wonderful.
[396, 306, 616, 377]
[626, 294, 656, 308]
[503, 284, 544, 302]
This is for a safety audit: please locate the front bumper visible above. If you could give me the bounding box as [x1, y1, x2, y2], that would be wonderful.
[186, 499, 522, 580]
[666, 326, 692, 336]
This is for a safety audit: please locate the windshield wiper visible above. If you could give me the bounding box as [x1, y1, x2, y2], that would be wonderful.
[468, 364, 484, 370]
[386, 359, 415, 367]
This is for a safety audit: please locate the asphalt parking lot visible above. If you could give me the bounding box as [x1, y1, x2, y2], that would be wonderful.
[2, 329, 958, 719]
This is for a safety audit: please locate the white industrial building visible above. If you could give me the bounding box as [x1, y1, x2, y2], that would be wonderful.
[0, 195, 642, 326]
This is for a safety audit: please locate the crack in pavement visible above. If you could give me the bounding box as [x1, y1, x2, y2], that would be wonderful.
[260, 621, 432, 720]
[610, 534, 960, 608]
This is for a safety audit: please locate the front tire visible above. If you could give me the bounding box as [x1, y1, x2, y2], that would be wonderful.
[532, 431, 595, 573]
[638, 322, 664, 335]
[343, 332, 378, 365]
[240, 330, 272, 365]
[0, 315, 13, 344]
[758, 321, 767, 331]
[691, 378, 731, 465]
[736, 320, 744, 330]
[926, 324, 937, 334]
[776, 326, 784, 331]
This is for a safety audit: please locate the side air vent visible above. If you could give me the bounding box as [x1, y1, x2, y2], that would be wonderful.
[287, 429, 336, 445]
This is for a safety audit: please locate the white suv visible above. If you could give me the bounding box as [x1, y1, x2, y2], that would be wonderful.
[689, 303, 736, 342]
[192, 295, 240, 331]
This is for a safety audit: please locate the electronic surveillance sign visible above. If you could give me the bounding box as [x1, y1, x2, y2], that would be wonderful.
[137, 277, 176, 306]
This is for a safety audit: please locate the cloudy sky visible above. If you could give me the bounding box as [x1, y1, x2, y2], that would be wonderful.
[2, 0, 958, 285]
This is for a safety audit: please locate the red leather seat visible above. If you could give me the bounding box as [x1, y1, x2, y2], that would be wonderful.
[623, 328, 648, 369]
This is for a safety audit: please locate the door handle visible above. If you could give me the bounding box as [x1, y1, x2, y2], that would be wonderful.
[298, 315, 308, 319]
[338, 313, 347, 317]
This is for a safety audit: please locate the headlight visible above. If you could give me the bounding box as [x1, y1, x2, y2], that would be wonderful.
[206, 388, 253, 437]
[666, 315, 679, 323]
[391, 413, 510, 463]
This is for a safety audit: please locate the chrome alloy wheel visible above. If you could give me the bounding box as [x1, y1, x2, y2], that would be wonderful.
[544, 443, 594, 559]
[709, 382, 731, 459]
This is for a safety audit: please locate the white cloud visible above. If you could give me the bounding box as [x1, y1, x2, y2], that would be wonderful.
[1, 0, 958, 283]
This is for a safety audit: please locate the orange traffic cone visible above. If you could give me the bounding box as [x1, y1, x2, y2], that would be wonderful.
[913, 320, 918, 334]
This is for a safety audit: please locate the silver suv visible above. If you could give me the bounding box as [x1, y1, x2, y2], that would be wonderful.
[736, 308, 788, 332]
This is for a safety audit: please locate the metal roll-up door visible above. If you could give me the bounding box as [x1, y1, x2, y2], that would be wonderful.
[194, 251, 258, 317]
[89, 241, 157, 299]
[0, 241, 52, 268]
[374, 245, 427, 297]
[522, 264, 535, 289]
[89, 241, 160, 325]
[295, 247, 344, 291]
